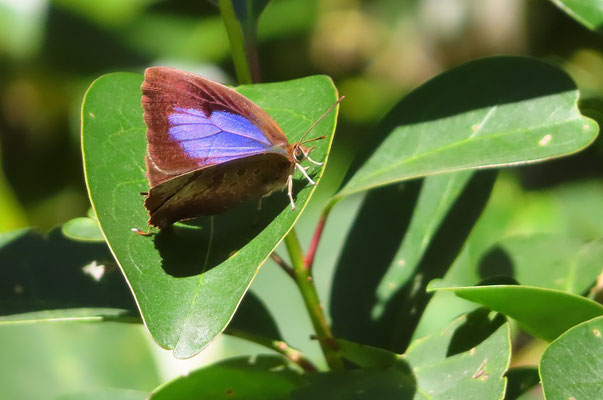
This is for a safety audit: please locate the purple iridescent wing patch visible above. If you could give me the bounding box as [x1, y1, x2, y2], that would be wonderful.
[168, 107, 274, 166]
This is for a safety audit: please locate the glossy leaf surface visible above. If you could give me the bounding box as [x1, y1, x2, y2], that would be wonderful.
[82, 72, 337, 358]
[338, 57, 598, 197]
[540, 316, 603, 399]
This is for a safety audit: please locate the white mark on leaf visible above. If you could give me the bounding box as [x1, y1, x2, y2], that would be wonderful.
[539, 134, 552, 146]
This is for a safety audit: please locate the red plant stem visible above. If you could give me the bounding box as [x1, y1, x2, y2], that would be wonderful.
[304, 198, 339, 271]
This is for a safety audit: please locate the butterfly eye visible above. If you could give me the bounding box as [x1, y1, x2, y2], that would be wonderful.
[294, 147, 305, 161]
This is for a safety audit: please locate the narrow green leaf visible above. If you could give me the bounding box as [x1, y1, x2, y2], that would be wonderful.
[0, 308, 134, 325]
[540, 316, 603, 400]
[82, 73, 338, 358]
[0, 229, 136, 318]
[62, 217, 105, 242]
[338, 57, 598, 198]
[150, 355, 304, 400]
[428, 280, 603, 341]
[330, 171, 496, 352]
[549, 0, 603, 32]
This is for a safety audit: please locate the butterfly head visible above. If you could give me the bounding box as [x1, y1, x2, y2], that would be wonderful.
[291, 136, 325, 163]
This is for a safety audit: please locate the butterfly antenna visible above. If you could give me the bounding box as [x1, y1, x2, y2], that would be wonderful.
[299, 95, 345, 144]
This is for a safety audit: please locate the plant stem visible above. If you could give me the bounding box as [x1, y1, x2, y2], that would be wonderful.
[270, 252, 295, 279]
[305, 197, 340, 270]
[284, 229, 344, 370]
[226, 328, 317, 373]
[218, 0, 254, 84]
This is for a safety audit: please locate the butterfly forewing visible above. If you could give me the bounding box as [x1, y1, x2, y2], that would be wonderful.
[141, 67, 291, 186]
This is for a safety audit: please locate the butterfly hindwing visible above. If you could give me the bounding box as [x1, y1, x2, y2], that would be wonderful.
[145, 153, 293, 228]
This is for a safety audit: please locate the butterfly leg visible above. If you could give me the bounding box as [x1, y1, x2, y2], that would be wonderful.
[301, 147, 323, 166]
[306, 155, 323, 166]
[295, 163, 315, 185]
[287, 174, 295, 210]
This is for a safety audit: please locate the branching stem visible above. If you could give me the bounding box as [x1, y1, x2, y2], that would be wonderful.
[284, 229, 344, 370]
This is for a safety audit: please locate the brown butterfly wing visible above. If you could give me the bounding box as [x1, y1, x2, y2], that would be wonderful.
[145, 153, 294, 228]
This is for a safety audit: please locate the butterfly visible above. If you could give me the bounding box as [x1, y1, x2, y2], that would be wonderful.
[139, 67, 341, 229]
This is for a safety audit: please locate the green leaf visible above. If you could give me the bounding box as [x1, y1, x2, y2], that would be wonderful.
[540, 316, 603, 399]
[0, 323, 159, 399]
[549, 0, 603, 32]
[335, 339, 398, 368]
[0, 308, 134, 325]
[404, 309, 510, 400]
[62, 217, 105, 242]
[292, 365, 416, 399]
[150, 355, 304, 400]
[428, 280, 603, 341]
[294, 309, 511, 400]
[82, 72, 338, 358]
[412, 176, 603, 341]
[330, 171, 496, 352]
[477, 235, 603, 294]
[0, 229, 136, 319]
[337, 57, 598, 198]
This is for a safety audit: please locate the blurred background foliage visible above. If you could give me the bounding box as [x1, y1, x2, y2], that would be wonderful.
[0, 0, 602, 398]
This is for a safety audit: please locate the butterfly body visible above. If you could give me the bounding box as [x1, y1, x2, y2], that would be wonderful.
[141, 67, 314, 229]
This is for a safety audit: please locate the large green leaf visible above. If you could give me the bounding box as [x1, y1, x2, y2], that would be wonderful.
[150, 355, 304, 399]
[549, 0, 603, 32]
[0, 229, 136, 319]
[330, 171, 496, 352]
[337, 57, 598, 198]
[540, 316, 603, 399]
[82, 72, 338, 358]
[428, 280, 603, 341]
[293, 309, 510, 399]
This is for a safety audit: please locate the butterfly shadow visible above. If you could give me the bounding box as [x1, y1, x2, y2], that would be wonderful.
[152, 179, 309, 278]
